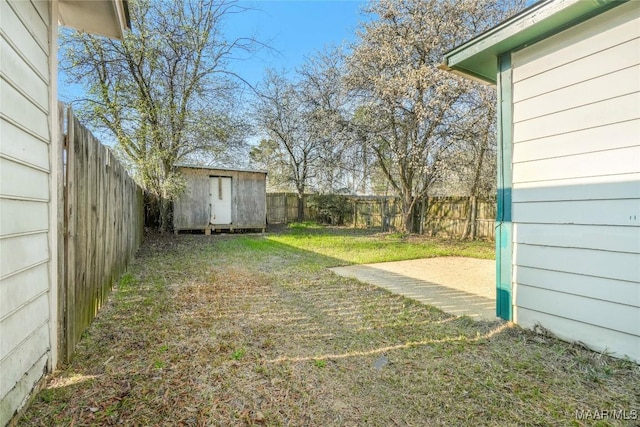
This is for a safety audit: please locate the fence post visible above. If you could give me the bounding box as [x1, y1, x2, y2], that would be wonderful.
[353, 200, 357, 228]
[420, 197, 426, 236]
[57, 103, 67, 367]
[63, 107, 76, 363]
[283, 193, 288, 224]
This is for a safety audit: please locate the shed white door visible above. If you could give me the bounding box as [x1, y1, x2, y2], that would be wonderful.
[210, 177, 232, 224]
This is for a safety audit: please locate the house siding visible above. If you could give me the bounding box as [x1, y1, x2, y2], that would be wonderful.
[0, 0, 52, 423]
[510, 1, 640, 361]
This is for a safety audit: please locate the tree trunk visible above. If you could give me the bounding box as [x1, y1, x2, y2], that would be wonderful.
[297, 192, 305, 222]
[461, 198, 472, 240]
[353, 200, 358, 228]
[462, 136, 488, 240]
[401, 195, 414, 234]
[470, 195, 478, 240]
[418, 197, 426, 235]
[159, 197, 171, 233]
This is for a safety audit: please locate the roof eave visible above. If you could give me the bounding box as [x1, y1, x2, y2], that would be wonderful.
[176, 164, 268, 175]
[441, 0, 627, 82]
[437, 62, 496, 85]
[58, 0, 131, 40]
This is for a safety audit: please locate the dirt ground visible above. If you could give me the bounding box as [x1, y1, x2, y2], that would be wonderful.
[17, 232, 640, 426]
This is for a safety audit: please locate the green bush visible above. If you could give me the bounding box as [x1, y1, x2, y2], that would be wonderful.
[306, 194, 351, 225]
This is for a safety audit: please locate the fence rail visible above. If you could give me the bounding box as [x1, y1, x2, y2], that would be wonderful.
[58, 104, 144, 364]
[266, 193, 495, 240]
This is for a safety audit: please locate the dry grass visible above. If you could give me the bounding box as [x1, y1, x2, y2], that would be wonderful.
[19, 229, 639, 426]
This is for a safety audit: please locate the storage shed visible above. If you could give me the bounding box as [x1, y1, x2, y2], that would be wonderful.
[441, 0, 639, 361]
[173, 166, 267, 233]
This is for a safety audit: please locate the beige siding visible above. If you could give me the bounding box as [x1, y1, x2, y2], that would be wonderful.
[512, 120, 639, 164]
[0, 0, 52, 424]
[0, 120, 50, 170]
[510, 1, 640, 361]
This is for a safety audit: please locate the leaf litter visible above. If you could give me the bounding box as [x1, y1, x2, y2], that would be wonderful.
[18, 229, 640, 426]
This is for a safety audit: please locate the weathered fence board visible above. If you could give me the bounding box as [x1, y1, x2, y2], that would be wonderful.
[266, 193, 496, 240]
[59, 104, 144, 364]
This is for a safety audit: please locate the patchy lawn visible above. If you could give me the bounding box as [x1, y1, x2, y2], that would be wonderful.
[19, 228, 639, 426]
[268, 223, 496, 263]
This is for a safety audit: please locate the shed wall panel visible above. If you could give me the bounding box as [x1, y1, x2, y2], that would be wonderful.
[233, 171, 267, 228]
[174, 167, 266, 230]
[174, 169, 210, 229]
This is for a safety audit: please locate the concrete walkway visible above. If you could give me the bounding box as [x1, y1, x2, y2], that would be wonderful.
[330, 257, 497, 321]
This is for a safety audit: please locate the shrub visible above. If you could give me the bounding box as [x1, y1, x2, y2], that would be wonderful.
[306, 194, 351, 225]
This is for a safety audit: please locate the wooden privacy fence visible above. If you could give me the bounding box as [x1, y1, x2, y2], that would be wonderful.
[266, 192, 303, 224]
[422, 196, 496, 240]
[58, 104, 144, 364]
[266, 193, 496, 240]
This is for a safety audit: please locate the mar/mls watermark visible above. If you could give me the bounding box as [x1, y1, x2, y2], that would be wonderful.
[575, 408, 638, 421]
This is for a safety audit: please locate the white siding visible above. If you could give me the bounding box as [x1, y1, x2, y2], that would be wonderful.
[510, 1, 640, 362]
[0, 0, 52, 424]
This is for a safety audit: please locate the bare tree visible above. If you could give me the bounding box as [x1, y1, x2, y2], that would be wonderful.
[296, 49, 356, 194]
[60, 0, 260, 231]
[254, 70, 319, 221]
[253, 48, 362, 219]
[249, 138, 292, 192]
[346, 0, 523, 233]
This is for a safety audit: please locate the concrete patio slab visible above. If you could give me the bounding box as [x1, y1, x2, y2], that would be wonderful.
[330, 257, 497, 321]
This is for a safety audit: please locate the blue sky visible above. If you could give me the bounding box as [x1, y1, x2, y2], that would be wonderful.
[225, 0, 366, 88]
[58, 0, 366, 102]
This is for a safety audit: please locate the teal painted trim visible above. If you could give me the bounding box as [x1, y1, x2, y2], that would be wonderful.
[442, 0, 629, 84]
[495, 53, 513, 321]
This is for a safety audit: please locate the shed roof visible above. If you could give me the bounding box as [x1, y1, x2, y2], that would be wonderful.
[59, 0, 130, 40]
[176, 164, 268, 175]
[439, 0, 628, 84]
